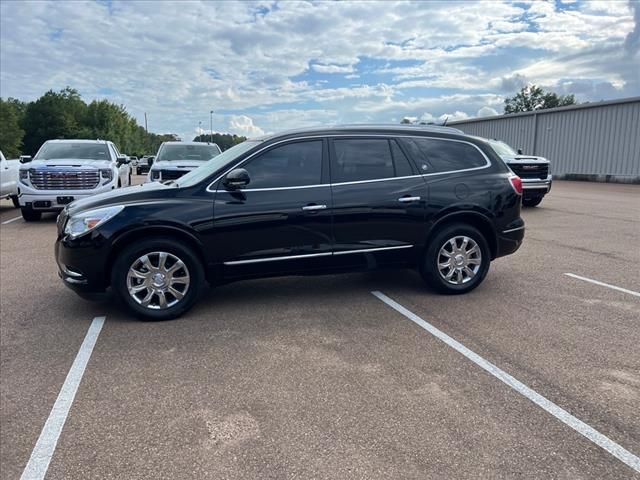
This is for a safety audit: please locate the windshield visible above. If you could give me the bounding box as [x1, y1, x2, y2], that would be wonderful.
[488, 140, 517, 156]
[175, 140, 262, 188]
[156, 144, 221, 162]
[34, 142, 111, 161]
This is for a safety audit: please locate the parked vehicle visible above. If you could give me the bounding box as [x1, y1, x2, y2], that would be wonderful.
[486, 139, 552, 207]
[18, 139, 132, 221]
[147, 142, 221, 183]
[55, 125, 524, 320]
[128, 156, 139, 168]
[0, 150, 20, 208]
[136, 155, 154, 175]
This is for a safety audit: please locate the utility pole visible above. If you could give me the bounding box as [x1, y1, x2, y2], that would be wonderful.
[198, 121, 202, 141]
[144, 112, 148, 133]
[210, 110, 214, 143]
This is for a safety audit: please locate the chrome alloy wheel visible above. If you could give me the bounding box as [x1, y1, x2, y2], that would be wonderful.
[437, 236, 482, 285]
[126, 252, 190, 310]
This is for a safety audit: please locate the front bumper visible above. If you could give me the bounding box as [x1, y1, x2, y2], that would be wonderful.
[521, 176, 552, 194]
[19, 183, 118, 211]
[55, 236, 110, 296]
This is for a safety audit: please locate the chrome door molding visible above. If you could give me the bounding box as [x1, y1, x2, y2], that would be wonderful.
[223, 244, 414, 266]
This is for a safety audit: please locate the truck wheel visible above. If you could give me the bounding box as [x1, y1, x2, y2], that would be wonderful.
[421, 223, 490, 294]
[21, 207, 42, 222]
[522, 197, 543, 207]
[11, 195, 19, 208]
[111, 238, 205, 320]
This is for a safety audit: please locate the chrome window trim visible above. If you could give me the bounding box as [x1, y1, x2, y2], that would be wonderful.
[223, 244, 413, 265]
[206, 134, 492, 193]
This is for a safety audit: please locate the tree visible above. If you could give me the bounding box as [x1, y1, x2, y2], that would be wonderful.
[504, 85, 576, 114]
[193, 133, 247, 151]
[0, 98, 26, 157]
[400, 118, 413, 124]
[21, 87, 90, 154]
[3, 87, 246, 157]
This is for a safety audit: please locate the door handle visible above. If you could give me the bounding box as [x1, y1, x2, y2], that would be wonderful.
[398, 196, 421, 203]
[302, 204, 327, 211]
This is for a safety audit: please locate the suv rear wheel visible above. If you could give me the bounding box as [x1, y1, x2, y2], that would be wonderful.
[421, 223, 490, 294]
[111, 238, 204, 320]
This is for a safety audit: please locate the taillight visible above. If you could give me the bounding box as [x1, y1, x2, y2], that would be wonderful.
[509, 175, 522, 194]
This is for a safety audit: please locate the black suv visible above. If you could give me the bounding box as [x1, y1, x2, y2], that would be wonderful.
[55, 125, 524, 320]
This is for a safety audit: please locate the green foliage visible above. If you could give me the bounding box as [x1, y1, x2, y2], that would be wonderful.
[0, 87, 218, 158]
[0, 98, 26, 158]
[193, 133, 247, 151]
[504, 85, 576, 114]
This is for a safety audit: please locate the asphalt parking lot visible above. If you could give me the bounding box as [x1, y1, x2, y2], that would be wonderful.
[1, 179, 639, 479]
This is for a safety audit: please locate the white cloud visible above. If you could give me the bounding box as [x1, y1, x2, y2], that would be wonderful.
[477, 106, 499, 117]
[228, 115, 265, 138]
[311, 64, 355, 74]
[0, 0, 637, 139]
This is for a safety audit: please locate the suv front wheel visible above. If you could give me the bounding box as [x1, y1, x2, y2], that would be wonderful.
[421, 223, 490, 294]
[111, 238, 205, 320]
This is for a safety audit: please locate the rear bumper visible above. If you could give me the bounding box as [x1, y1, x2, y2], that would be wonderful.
[495, 219, 525, 258]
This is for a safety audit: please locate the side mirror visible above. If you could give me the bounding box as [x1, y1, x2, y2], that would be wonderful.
[224, 168, 250, 189]
[517, 148, 523, 155]
[19, 155, 32, 164]
[116, 155, 129, 166]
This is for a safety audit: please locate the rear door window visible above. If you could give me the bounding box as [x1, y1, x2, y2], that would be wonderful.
[331, 138, 414, 183]
[403, 138, 487, 173]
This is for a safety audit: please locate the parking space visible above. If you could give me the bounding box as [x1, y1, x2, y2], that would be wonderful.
[1, 180, 639, 479]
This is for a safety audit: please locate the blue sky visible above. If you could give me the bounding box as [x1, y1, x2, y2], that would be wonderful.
[1, 0, 638, 141]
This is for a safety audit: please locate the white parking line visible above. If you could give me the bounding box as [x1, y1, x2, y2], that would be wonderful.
[2, 215, 22, 225]
[371, 291, 640, 473]
[564, 273, 640, 298]
[20, 316, 106, 480]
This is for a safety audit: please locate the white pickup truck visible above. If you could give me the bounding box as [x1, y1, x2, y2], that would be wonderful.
[147, 141, 221, 183]
[0, 150, 20, 207]
[486, 139, 552, 207]
[18, 139, 132, 221]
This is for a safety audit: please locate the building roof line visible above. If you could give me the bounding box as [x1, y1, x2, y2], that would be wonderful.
[449, 96, 640, 125]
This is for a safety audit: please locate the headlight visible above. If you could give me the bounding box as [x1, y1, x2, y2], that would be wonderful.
[64, 205, 124, 239]
[150, 170, 160, 181]
[19, 169, 30, 184]
[100, 169, 113, 184]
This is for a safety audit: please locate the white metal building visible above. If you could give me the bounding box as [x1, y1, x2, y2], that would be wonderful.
[450, 97, 640, 183]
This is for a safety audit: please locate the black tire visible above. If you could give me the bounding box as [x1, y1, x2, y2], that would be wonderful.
[111, 237, 205, 320]
[11, 195, 19, 208]
[421, 223, 491, 294]
[522, 196, 543, 207]
[21, 207, 42, 222]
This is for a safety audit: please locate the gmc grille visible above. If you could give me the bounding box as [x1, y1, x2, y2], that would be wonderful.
[161, 169, 188, 180]
[30, 169, 101, 190]
[509, 164, 549, 180]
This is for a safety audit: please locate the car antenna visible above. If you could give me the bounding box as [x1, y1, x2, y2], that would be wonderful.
[442, 116, 449, 126]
